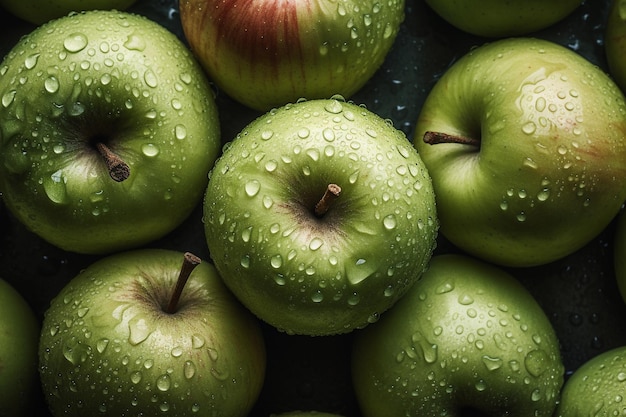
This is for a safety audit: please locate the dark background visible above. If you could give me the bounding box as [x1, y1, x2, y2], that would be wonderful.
[1, 0, 625, 416]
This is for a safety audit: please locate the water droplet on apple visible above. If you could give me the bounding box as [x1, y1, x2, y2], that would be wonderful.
[24, 53, 40, 69]
[475, 380, 487, 392]
[64, 33, 88, 53]
[347, 292, 361, 306]
[537, 188, 550, 201]
[309, 237, 324, 251]
[270, 254, 283, 269]
[96, 338, 109, 353]
[264, 159, 278, 172]
[171, 346, 183, 358]
[516, 212, 527, 222]
[184, 360, 196, 379]
[128, 317, 151, 345]
[311, 291, 324, 303]
[130, 371, 142, 384]
[524, 349, 549, 377]
[322, 128, 335, 142]
[44, 76, 59, 94]
[43, 170, 68, 204]
[156, 374, 171, 391]
[482, 355, 503, 371]
[1, 90, 16, 107]
[531, 388, 542, 402]
[383, 214, 397, 230]
[346, 258, 377, 285]
[522, 121, 536, 135]
[144, 69, 158, 88]
[211, 367, 229, 381]
[324, 99, 343, 114]
[141, 143, 159, 157]
[244, 180, 261, 197]
[124, 33, 146, 51]
[175, 124, 187, 140]
[261, 130, 273, 140]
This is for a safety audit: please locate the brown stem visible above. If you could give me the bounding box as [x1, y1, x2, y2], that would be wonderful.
[95, 142, 130, 182]
[165, 252, 202, 314]
[315, 183, 341, 217]
[423, 131, 480, 148]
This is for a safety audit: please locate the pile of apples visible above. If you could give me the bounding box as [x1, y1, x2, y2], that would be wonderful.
[1, 0, 626, 416]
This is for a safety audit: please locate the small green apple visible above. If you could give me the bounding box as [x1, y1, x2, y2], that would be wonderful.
[0, 0, 138, 25]
[614, 209, 626, 304]
[554, 345, 626, 416]
[0, 278, 40, 417]
[414, 37, 626, 267]
[0, 10, 221, 254]
[203, 97, 438, 336]
[39, 249, 266, 417]
[352, 254, 564, 417]
[606, 0, 626, 93]
[179, 0, 405, 111]
[425, 0, 582, 37]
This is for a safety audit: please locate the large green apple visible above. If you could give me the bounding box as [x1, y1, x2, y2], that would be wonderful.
[0, 0, 138, 25]
[414, 37, 626, 267]
[554, 345, 626, 416]
[606, 0, 626, 93]
[203, 97, 439, 336]
[39, 249, 266, 417]
[0, 279, 40, 417]
[614, 209, 626, 304]
[424, 0, 582, 38]
[0, 10, 221, 254]
[352, 254, 564, 417]
[178, 0, 405, 111]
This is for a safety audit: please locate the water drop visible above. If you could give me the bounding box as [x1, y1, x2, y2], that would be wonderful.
[2, 90, 16, 107]
[175, 125, 187, 140]
[141, 143, 159, 157]
[130, 371, 142, 384]
[157, 374, 171, 392]
[64, 33, 88, 53]
[383, 214, 397, 230]
[124, 34, 146, 51]
[44, 76, 59, 94]
[184, 360, 196, 379]
[482, 355, 503, 371]
[311, 291, 324, 303]
[309, 237, 323, 251]
[270, 255, 283, 269]
[244, 180, 261, 197]
[524, 349, 549, 377]
[128, 318, 151, 345]
[522, 122, 536, 135]
[322, 128, 335, 142]
[24, 53, 40, 69]
[171, 346, 183, 358]
[144, 70, 158, 88]
[324, 100, 343, 114]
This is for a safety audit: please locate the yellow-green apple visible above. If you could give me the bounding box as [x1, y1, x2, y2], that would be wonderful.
[352, 254, 564, 417]
[0, 279, 40, 417]
[39, 249, 266, 417]
[178, 0, 405, 111]
[0, 0, 138, 25]
[0, 10, 221, 254]
[414, 37, 626, 267]
[554, 345, 626, 416]
[425, 0, 582, 37]
[203, 97, 439, 336]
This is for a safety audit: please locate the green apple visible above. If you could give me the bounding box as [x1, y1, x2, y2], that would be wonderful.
[0, 10, 221, 254]
[0, 0, 138, 25]
[554, 345, 626, 416]
[352, 253, 564, 417]
[39, 249, 266, 417]
[606, 0, 626, 93]
[178, 0, 405, 111]
[203, 97, 438, 336]
[614, 209, 626, 304]
[0, 279, 40, 417]
[424, 0, 582, 38]
[414, 37, 626, 267]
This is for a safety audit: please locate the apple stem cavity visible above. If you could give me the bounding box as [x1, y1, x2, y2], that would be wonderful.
[423, 131, 480, 148]
[165, 252, 202, 314]
[95, 142, 130, 182]
[315, 183, 342, 218]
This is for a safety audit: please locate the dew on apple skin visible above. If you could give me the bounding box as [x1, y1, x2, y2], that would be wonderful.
[24, 53, 40, 69]
[1, 89, 16, 107]
[63, 33, 88, 53]
[244, 179, 261, 197]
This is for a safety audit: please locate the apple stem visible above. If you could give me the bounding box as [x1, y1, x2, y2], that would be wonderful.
[315, 183, 342, 218]
[423, 131, 480, 147]
[165, 252, 202, 314]
[95, 142, 130, 182]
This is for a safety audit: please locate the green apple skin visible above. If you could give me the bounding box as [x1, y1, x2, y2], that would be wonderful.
[0, 10, 221, 254]
[0, 279, 40, 417]
[414, 37, 626, 267]
[425, 0, 581, 38]
[614, 210, 626, 304]
[0, 0, 138, 25]
[179, 0, 404, 111]
[352, 254, 564, 417]
[606, 0, 626, 93]
[39, 249, 266, 417]
[554, 346, 626, 417]
[203, 98, 439, 336]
